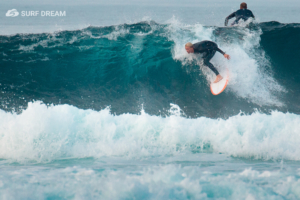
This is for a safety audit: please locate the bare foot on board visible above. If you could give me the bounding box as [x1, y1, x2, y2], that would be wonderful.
[213, 75, 223, 83]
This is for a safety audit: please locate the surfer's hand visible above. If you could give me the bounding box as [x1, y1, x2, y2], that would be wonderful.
[224, 54, 230, 60]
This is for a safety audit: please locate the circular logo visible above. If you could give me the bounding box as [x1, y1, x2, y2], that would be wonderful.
[6, 9, 19, 17]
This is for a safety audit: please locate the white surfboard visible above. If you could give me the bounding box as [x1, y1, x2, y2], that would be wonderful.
[210, 70, 229, 95]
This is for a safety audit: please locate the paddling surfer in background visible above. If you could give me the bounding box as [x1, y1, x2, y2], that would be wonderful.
[225, 2, 255, 26]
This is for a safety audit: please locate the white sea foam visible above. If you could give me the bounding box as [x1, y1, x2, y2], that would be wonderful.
[1, 164, 299, 200]
[83, 22, 155, 41]
[0, 102, 299, 163]
[166, 18, 285, 106]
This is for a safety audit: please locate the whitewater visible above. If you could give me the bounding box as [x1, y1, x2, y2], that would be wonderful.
[1, 102, 300, 199]
[1, 0, 300, 199]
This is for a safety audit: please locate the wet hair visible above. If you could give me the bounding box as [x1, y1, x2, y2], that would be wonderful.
[185, 42, 193, 48]
[240, 2, 247, 9]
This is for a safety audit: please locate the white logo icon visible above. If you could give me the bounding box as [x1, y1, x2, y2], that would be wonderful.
[6, 9, 19, 17]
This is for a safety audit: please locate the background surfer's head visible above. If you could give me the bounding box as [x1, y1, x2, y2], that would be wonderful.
[240, 2, 247, 9]
[185, 42, 194, 53]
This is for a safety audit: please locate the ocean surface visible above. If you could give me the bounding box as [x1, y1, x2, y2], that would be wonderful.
[1, 0, 300, 199]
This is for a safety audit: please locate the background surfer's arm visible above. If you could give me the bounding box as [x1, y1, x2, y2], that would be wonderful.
[251, 11, 255, 19]
[225, 12, 235, 26]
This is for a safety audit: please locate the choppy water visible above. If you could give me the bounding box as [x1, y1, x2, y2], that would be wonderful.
[1, 1, 300, 199]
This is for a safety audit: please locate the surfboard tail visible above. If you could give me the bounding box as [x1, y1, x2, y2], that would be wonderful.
[210, 69, 229, 95]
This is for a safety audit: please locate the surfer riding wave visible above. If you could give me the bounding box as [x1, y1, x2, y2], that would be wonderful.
[185, 41, 230, 83]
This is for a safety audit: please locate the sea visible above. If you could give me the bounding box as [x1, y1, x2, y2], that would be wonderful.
[1, 0, 300, 199]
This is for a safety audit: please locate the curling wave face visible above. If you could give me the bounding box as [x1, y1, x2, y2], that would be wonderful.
[0, 20, 300, 117]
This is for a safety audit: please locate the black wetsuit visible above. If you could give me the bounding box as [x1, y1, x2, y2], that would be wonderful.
[225, 9, 255, 26]
[193, 41, 225, 76]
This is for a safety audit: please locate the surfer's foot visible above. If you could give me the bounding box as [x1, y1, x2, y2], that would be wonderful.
[213, 75, 223, 83]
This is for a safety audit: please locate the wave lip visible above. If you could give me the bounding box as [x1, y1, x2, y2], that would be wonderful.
[0, 102, 300, 163]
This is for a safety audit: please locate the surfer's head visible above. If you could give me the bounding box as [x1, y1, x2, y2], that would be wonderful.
[185, 42, 194, 53]
[240, 2, 247, 9]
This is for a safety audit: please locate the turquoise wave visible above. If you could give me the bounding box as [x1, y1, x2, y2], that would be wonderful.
[0, 21, 299, 117]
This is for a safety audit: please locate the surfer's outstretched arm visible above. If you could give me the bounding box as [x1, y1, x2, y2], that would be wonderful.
[216, 48, 225, 55]
[215, 47, 230, 60]
[225, 12, 235, 26]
